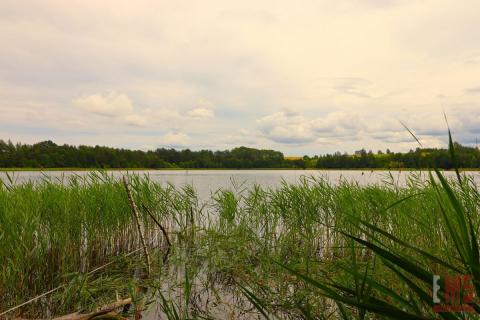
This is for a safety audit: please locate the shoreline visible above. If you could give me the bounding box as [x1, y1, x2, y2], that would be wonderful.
[1, 167, 480, 172]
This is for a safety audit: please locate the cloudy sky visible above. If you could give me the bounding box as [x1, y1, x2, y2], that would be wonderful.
[1, 0, 480, 155]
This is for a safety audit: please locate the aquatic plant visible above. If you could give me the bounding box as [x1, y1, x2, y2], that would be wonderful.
[1, 164, 479, 318]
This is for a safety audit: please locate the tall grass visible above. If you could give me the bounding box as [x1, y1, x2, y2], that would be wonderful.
[1, 168, 480, 318]
[266, 131, 480, 319]
[0, 172, 165, 316]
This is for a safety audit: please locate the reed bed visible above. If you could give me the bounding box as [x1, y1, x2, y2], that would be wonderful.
[1, 169, 479, 319]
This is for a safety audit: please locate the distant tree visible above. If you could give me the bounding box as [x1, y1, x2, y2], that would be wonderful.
[2, 139, 480, 170]
[0, 141, 298, 169]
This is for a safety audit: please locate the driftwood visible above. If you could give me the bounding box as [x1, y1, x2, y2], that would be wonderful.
[53, 298, 132, 320]
[141, 203, 172, 263]
[122, 176, 151, 276]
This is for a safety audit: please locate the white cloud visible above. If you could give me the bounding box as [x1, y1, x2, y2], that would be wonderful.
[73, 92, 152, 127]
[160, 132, 191, 148]
[257, 111, 365, 144]
[73, 92, 133, 117]
[187, 107, 215, 119]
[257, 111, 315, 143]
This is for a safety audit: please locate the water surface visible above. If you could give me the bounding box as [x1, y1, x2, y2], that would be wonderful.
[3, 169, 478, 199]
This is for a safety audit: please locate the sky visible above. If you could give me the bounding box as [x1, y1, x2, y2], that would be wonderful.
[1, 0, 480, 155]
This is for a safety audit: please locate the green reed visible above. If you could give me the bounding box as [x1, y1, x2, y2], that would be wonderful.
[1, 168, 479, 319]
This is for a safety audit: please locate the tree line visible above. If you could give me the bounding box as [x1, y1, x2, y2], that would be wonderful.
[0, 140, 301, 169]
[1, 139, 480, 169]
[315, 143, 480, 169]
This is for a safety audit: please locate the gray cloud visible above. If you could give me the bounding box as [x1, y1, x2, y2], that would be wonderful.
[256, 105, 480, 151]
[1, 1, 480, 154]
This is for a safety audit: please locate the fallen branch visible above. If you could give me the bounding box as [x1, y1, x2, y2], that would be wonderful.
[53, 298, 132, 320]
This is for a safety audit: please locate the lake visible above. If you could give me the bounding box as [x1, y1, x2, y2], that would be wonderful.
[2, 169, 478, 200]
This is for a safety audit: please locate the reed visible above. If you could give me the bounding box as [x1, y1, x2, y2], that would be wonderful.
[1, 164, 479, 318]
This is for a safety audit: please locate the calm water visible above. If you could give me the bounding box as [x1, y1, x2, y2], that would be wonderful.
[2, 169, 479, 199]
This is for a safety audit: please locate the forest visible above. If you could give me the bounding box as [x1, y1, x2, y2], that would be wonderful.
[315, 143, 480, 169]
[1, 139, 480, 169]
[0, 140, 298, 169]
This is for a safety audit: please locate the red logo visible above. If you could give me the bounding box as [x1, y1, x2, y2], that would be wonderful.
[433, 274, 475, 313]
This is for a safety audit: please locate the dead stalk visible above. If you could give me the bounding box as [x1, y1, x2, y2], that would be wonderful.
[122, 176, 151, 276]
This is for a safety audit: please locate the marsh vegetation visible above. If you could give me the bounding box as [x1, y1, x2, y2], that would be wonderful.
[1, 159, 480, 319]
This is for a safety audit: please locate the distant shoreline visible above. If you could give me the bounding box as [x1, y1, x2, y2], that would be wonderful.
[1, 167, 480, 172]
